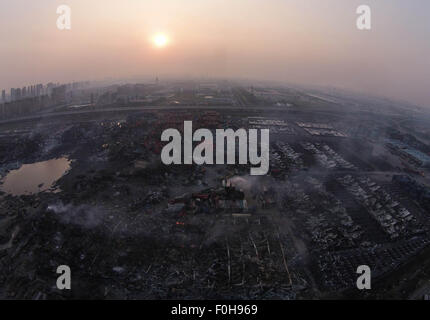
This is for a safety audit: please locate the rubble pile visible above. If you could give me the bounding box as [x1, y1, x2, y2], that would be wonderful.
[1, 107, 430, 300]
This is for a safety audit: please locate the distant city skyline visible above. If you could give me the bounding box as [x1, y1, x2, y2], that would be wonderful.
[1, 0, 429, 106]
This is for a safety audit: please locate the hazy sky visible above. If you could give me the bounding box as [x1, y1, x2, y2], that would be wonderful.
[1, 0, 429, 106]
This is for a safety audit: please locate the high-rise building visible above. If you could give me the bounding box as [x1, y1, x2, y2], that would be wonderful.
[10, 88, 15, 102]
[46, 83, 55, 96]
[51, 85, 67, 104]
[16, 88, 21, 100]
[1, 90, 5, 103]
[35, 84, 42, 97]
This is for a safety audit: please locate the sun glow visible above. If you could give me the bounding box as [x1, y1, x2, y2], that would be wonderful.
[152, 33, 169, 48]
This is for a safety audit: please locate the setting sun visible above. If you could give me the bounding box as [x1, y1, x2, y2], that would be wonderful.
[152, 33, 169, 48]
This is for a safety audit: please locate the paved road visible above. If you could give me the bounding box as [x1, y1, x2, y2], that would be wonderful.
[0, 103, 421, 126]
[0, 105, 289, 125]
